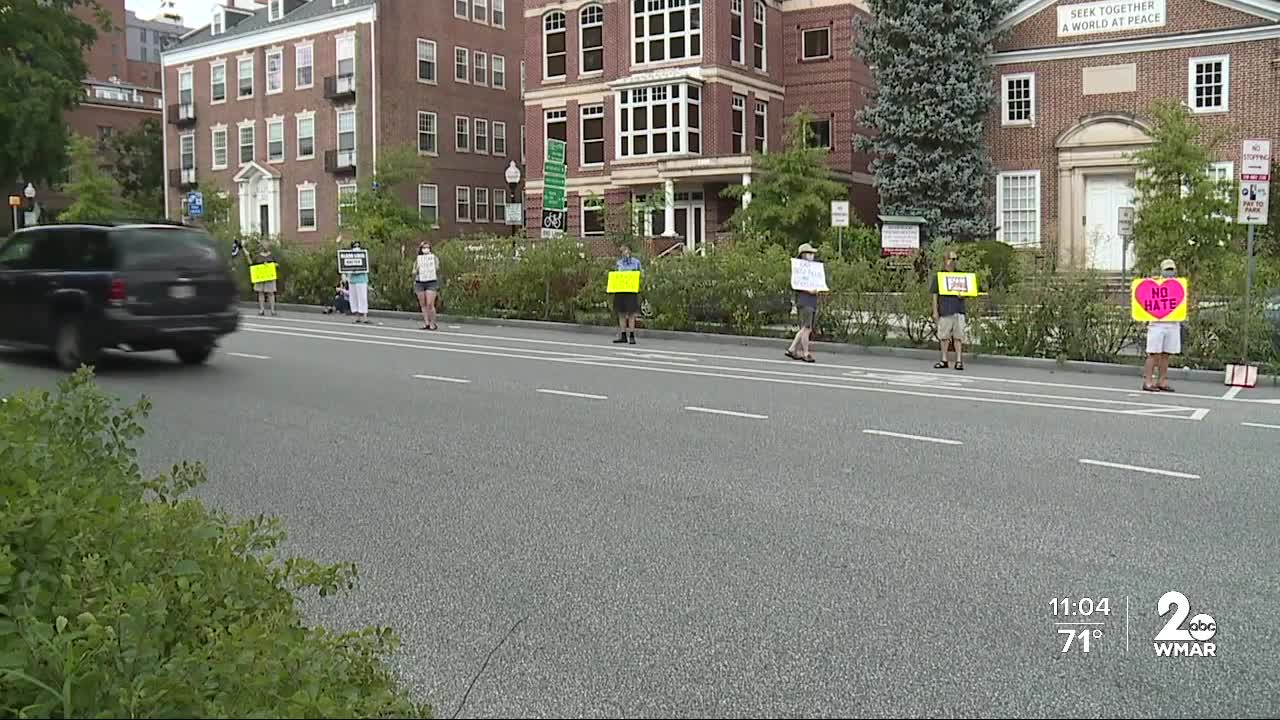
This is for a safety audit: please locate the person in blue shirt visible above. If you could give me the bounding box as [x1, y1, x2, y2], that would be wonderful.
[346, 240, 370, 324]
[613, 246, 642, 345]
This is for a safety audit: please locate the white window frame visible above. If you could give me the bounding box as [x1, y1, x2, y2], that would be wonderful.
[338, 182, 358, 227]
[1001, 72, 1035, 127]
[336, 108, 356, 166]
[616, 84, 701, 159]
[210, 60, 227, 103]
[995, 170, 1042, 248]
[801, 27, 831, 61]
[545, 108, 567, 147]
[455, 0, 469, 20]
[418, 110, 438, 156]
[544, 11, 567, 80]
[632, 0, 702, 66]
[731, 94, 746, 154]
[492, 54, 506, 89]
[494, 188, 507, 222]
[211, 6, 225, 36]
[266, 116, 285, 163]
[336, 34, 356, 81]
[493, 120, 507, 156]
[179, 131, 195, 171]
[237, 54, 254, 98]
[580, 4, 604, 76]
[581, 195, 605, 236]
[1208, 160, 1236, 212]
[265, 47, 284, 95]
[492, 0, 506, 28]
[238, 120, 255, 164]
[473, 0, 488, 24]
[474, 50, 488, 86]
[475, 187, 490, 222]
[455, 46, 470, 83]
[178, 67, 194, 106]
[456, 185, 472, 222]
[211, 126, 228, 170]
[418, 183, 439, 226]
[580, 104, 605, 167]
[1188, 55, 1230, 114]
[752, 0, 766, 72]
[268, 0, 284, 22]
[730, 0, 744, 65]
[417, 39, 437, 84]
[297, 183, 317, 232]
[455, 115, 471, 152]
[295, 42, 314, 89]
[753, 100, 767, 153]
[474, 118, 489, 154]
[296, 111, 316, 160]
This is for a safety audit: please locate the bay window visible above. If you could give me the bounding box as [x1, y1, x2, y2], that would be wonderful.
[618, 83, 702, 159]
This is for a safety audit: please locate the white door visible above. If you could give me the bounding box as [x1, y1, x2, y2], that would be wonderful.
[1084, 174, 1136, 272]
[674, 191, 705, 254]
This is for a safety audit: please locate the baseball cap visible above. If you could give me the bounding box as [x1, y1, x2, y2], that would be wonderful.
[1160, 258, 1177, 271]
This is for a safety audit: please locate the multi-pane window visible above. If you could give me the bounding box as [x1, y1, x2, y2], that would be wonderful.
[806, 117, 831, 149]
[296, 43, 313, 87]
[633, 0, 702, 65]
[997, 171, 1040, 248]
[492, 0, 506, 27]
[418, 111, 437, 154]
[494, 189, 508, 222]
[753, 100, 766, 152]
[237, 55, 253, 97]
[239, 123, 254, 163]
[582, 195, 604, 235]
[456, 186, 472, 222]
[418, 184, 439, 225]
[455, 47, 469, 82]
[545, 109, 567, 143]
[492, 54, 506, 89]
[211, 61, 226, 102]
[177, 69, 193, 106]
[211, 127, 227, 169]
[544, 12, 566, 79]
[268, 0, 283, 21]
[337, 109, 356, 164]
[474, 118, 489, 154]
[802, 27, 830, 60]
[475, 187, 490, 222]
[297, 113, 315, 159]
[581, 104, 604, 166]
[617, 83, 702, 158]
[581, 5, 604, 74]
[456, 116, 471, 151]
[417, 39, 436, 83]
[731, 94, 745, 154]
[752, 0, 765, 71]
[474, 51, 488, 86]
[266, 49, 283, 93]
[1189, 56, 1229, 112]
[297, 185, 317, 231]
[179, 132, 195, 170]
[493, 121, 507, 156]
[730, 0, 743, 64]
[338, 183, 357, 227]
[473, 0, 488, 23]
[455, 0, 468, 18]
[267, 118, 284, 161]
[1002, 73, 1034, 126]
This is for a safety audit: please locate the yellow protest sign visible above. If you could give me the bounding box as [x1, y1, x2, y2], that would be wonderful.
[607, 271, 641, 294]
[249, 262, 278, 284]
[936, 272, 979, 297]
[1131, 277, 1188, 322]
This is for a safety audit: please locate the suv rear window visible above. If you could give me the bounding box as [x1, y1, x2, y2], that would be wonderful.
[111, 227, 224, 270]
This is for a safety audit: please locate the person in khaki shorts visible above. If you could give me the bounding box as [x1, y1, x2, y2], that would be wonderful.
[929, 250, 967, 371]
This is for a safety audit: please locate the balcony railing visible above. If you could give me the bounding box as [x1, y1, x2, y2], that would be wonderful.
[323, 74, 356, 101]
[168, 102, 196, 126]
[169, 167, 198, 189]
[324, 149, 357, 175]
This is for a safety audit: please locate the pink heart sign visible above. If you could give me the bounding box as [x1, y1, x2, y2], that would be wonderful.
[1135, 278, 1186, 320]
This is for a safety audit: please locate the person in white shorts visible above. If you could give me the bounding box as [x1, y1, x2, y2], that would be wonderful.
[1143, 258, 1182, 392]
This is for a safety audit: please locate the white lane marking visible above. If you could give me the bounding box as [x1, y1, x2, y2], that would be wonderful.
[1189, 408, 1212, 421]
[413, 374, 471, 384]
[245, 323, 1206, 417]
[243, 325, 1209, 421]
[1078, 458, 1201, 480]
[449, 325, 462, 329]
[1241, 421, 1280, 430]
[862, 429, 963, 446]
[537, 388, 607, 400]
[1222, 385, 1244, 399]
[684, 406, 768, 420]
[227, 352, 272, 360]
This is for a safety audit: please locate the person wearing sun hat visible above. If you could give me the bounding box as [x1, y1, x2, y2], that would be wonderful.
[786, 243, 820, 363]
[1142, 257, 1183, 392]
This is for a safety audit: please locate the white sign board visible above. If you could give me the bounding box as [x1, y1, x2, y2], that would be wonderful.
[1057, 0, 1165, 37]
[1117, 206, 1134, 237]
[790, 258, 829, 293]
[830, 200, 850, 228]
[505, 202, 523, 226]
[1238, 139, 1271, 225]
[415, 254, 438, 282]
[880, 224, 920, 256]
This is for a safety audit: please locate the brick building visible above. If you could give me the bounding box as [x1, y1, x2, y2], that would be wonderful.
[161, 0, 525, 245]
[521, 0, 877, 252]
[126, 5, 188, 88]
[987, 0, 1280, 271]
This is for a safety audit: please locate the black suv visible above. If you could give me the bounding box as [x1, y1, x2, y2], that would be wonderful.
[0, 222, 240, 369]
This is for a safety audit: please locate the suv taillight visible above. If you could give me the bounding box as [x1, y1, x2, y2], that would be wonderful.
[108, 278, 127, 305]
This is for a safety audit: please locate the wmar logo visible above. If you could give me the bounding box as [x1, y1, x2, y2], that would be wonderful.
[1153, 591, 1217, 657]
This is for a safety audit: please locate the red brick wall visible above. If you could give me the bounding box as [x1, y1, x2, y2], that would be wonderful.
[997, 0, 1270, 51]
[66, 102, 159, 140]
[126, 59, 162, 89]
[79, 0, 128, 81]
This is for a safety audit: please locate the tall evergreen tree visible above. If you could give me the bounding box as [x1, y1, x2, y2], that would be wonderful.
[856, 0, 1015, 243]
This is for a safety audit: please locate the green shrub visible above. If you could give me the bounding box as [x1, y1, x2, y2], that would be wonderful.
[0, 371, 430, 718]
[978, 272, 1137, 362]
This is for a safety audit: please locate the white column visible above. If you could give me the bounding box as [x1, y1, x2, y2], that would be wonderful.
[741, 172, 752, 208]
[662, 178, 676, 237]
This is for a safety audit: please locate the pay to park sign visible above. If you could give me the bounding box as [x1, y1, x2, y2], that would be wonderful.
[1131, 276, 1189, 322]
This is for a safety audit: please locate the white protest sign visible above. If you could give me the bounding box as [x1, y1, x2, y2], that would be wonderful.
[1238, 139, 1271, 225]
[416, 253, 438, 282]
[790, 258, 829, 292]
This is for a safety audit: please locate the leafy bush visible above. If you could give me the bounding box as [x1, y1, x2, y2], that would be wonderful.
[0, 371, 430, 718]
[979, 272, 1137, 362]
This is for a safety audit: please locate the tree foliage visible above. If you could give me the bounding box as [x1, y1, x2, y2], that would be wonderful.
[339, 144, 429, 252]
[1131, 100, 1237, 281]
[57, 133, 127, 223]
[106, 118, 164, 218]
[856, 0, 1015, 243]
[0, 0, 108, 188]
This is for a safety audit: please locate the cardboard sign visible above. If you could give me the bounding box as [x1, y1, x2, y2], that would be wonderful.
[936, 272, 979, 297]
[338, 249, 369, 274]
[1131, 277, 1188, 322]
[607, 271, 641, 294]
[790, 259, 829, 292]
[416, 254, 438, 282]
[249, 263, 278, 284]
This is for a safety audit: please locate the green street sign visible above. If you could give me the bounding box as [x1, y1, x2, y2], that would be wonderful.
[546, 138, 566, 166]
[544, 184, 566, 212]
[543, 138, 567, 212]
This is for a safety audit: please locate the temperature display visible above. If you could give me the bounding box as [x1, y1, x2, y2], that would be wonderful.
[1051, 596, 1113, 654]
[1059, 626, 1104, 653]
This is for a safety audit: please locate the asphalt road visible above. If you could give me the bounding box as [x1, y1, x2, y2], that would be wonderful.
[3, 311, 1280, 718]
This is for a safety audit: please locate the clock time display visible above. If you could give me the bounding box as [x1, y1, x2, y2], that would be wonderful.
[1050, 596, 1112, 616]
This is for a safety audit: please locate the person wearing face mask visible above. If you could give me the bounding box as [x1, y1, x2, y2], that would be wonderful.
[413, 240, 440, 331]
[347, 240, 370, 324]
[1142, 258, 1183, 392]
[929, 249, 967, 371]
[785, 243, 820, 363]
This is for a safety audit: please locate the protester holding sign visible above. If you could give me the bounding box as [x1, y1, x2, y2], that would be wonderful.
[1141, 258, 1184, 392]
[611, 246, 642, 345]
[785, 243, 822, 363]
[253, 247, 278, 317]
[347, 240, 371, 324]
[929, 250, 967, 370]
[413, 240, 441, 331]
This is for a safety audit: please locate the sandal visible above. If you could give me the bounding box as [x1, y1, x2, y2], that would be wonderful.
[954, 362, 964, 371]
[934, 361, 949, 369]
[802, 356, 816, 363]
[785, 350, 801, 360]
[1157, 384, 1174, 392]
[1142, 384, 1158, 392]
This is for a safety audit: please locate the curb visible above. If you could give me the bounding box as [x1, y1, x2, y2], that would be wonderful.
[242, 301, 1274, 385]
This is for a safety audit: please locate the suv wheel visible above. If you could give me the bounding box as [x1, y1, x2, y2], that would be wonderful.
[54, 316, 99, 371]
[175, 343, 215, 365]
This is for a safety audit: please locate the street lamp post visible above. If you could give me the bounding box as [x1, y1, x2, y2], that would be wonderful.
[505, 161, 521, 242]
[20, 183, 36, 230]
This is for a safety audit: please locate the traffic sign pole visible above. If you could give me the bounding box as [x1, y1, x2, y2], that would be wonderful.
[1237, 139, 1272, 365]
